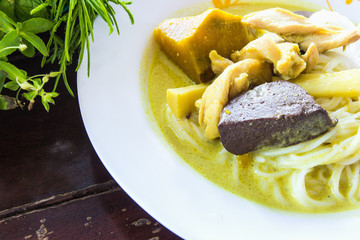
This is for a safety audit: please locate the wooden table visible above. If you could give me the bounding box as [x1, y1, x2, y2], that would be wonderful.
[0, 54, 182, 239]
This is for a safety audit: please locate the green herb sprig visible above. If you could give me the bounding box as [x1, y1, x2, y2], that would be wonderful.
[0, 0, 134, 111]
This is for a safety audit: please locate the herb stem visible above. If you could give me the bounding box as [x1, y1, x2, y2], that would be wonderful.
[0, 0, 134, 111]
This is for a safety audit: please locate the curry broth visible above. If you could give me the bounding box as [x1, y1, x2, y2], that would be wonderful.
[142, 1, 356, 213]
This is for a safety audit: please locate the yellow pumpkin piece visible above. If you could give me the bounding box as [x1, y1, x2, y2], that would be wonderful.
[290, 69, 360, 97]
[167, 84, 209, 118]
[154, 8, 253, 83]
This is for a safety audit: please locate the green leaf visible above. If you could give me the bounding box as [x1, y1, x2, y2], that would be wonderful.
[18, 31, 49, 56]
[0, 61, 26, 82]
[117, 1, 134, 25]
[14, 0, 50, 22]
[49, 71, 62, 78]
[4, 81, 20, 91]
[87, 0, 114, 34]
[40, 89, 59, 111]
[41, 99, 49, 111]
[20, 69, 27, 79]
[0, 95, 18, 110]
[30, 0, 51, 16]
[0, 0, 15, 21]
[29, 78, 41, 89]
[16, 22, 23, 31]
[64, 0, 78, 61]
[0, 10, 16, 32]
[0, 96, 8, 109]
[0, 70, 6, 93]
[0, 30, 21, 58]
[22, 17, 54, 34]
[22, 90, 37, 101]
[21, 38, 35, 57]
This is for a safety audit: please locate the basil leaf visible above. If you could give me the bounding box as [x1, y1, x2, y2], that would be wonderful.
[0, 10, 16, 32]
[0, 95, 18, 110]
[0, 96, 8, 110]
[40, 89, 58, 111]
[21, 38, 35, 57]
[0, 60, 26, 82]
[30, 1, 51, 16]
[14, 0, 50, 22]
[23, 90, 37, 101]
[0, 30, 20, 58]
[29, 78, 41, 89]
[18, 31, 48, 56]
[22, 18, 54, 34]
[4, 81, 20, 91]
[0, 0, 15, 21]
[0, 70, 6, 93]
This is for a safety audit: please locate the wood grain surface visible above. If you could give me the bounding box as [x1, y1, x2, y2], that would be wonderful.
[0, 54, 182, 239]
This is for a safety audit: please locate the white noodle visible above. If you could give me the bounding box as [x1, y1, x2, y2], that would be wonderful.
[162, 11, 360, 210]
[273, 182, 287, 205]
[347, 163, 360, 204]
[165, 106, 200, 148]
[291, 169, 335, 207]
[329, 165, 346, 200]
[217, 147, 230, 164]
[253, 161, 291, 178]
[251, 47, 360, 208]
[189, 120, 208, 142]
[232, 157, 240, 184]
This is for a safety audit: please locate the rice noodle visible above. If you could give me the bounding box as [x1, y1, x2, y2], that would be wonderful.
[162, 10, 360, 211]
[165, 106, 203, 150]
[232, 156, 240, 184]
[251, 46, 360, 209]
[291, 169, 336, 207]
[329, 164, 346, 200]
[273, 182, 287, 205]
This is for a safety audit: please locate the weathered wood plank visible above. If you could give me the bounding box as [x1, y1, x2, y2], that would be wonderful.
[0, 189, 182, 240]
[0, 54, 113, 211]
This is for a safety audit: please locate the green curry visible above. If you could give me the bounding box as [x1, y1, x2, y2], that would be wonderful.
[141, 0, 359, 213]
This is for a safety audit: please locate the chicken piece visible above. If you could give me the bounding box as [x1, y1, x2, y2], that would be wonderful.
[240, 59, 272, 88]
[231, 35, 281, 63]
[229, 73, 249, 99]
[209, 50, 234, 75]
[301, 42, 319, 73]
[242, 8, 324, 34]
[262, 32, 285, 43]
[295, 28, 360, 53]
[275, 42, 306, 79]
[198, 59, 272, 139]
[242, 7, 360, 53]
[231, 34, 306, 79]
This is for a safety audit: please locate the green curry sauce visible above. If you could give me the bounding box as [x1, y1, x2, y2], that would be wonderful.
[141, 1, 356, 213]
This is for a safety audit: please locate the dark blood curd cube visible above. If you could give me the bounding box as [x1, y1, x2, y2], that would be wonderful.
[218, 80, 337, 155]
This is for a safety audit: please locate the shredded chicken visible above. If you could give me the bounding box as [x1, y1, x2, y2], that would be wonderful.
[301, 42, 319, 73]
[276, 42, 307, 79]
[231, 34, 306, 79]
[209, 50, 234, 75]
[197, 59, 272, 139]
[229, 73, 249, 99]
[242, 7, 360, 53]
[288, 28, 360, 53]
[242, 8, 324, 34]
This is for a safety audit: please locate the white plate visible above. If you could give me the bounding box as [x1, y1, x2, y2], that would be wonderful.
[77, 1, 360, 239]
